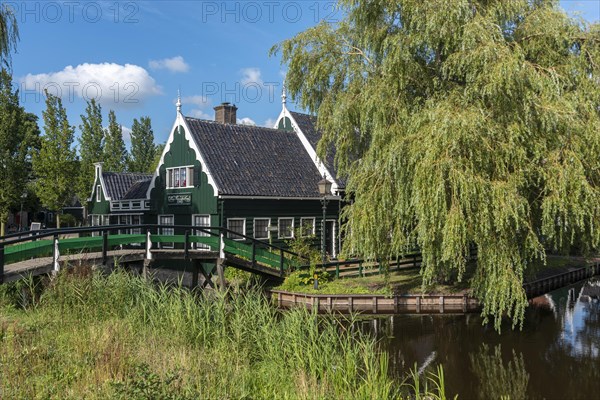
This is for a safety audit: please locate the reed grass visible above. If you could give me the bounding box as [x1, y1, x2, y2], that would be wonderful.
[0, 267, 452, 399]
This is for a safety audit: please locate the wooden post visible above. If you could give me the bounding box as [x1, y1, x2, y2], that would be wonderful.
[348, 296, 353, 313]
[372, 296, 377, 313]
[292, 293, 297, 305]
[278, 292, 282, 308]
[416, 296, 421, 313]
[251, 242, 256, 268]
[184, 230, 190, 260]
[439, 296, 444, 313]
[216, 258, 226, 291]
[145, 229, 152, 260]
[463, 295, 467, 313]
[394, 296, 398, 313]
[102, 230, 108, 266]
[327, 296, 332, 312]
[279, 249, 284, 276]
[191, 260, 199, 288]
[0, 243, 4, 284]
[53, 234, 60, 274]
[142, 259, 150, 280]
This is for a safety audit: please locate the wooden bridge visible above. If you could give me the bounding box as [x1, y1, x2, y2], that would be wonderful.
[2, 225, 599, 304]
[0, 224, 304, 286]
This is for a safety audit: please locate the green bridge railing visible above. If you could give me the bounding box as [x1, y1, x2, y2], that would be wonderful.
[0, 224, 306, 283]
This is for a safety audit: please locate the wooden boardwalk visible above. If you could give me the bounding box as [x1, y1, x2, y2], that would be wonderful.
[272, 291, 481, 314]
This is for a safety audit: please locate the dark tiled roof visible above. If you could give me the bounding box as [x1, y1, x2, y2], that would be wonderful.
[102, 172, 152, 200]
[289, 111, 344, 187]
[185, 117, 324, 197]
[123, 179, 152, 199]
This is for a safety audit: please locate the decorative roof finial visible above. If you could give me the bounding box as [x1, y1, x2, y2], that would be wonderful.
[176, 89, 182, 113]
[281, 84, 287, 108]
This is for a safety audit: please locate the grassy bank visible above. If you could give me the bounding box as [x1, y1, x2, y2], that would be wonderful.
[276, 255, 593, 296]
[0, 268, 452, 399]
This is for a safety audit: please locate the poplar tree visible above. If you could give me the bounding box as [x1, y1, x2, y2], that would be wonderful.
[275, 0, 600, 330]
[103, 110, 127, 172]
[77, 99, 104, 207]
[128, 116, 156, 173]
[33, 92, 77, 228]
[0, 69, 36, 235]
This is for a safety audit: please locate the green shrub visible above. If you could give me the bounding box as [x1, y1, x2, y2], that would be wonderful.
[279, 269, 333, 291]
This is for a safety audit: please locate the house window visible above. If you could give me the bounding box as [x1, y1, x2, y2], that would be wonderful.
[300, 218, 316, 236]
[278, 218, 294, 239]
[166, 166, 194, 188]
[96, 185, 101, 202]
[159, 215, 174, 249]
[253, 218, 270, 240]
[131, 215, 142, 235]
[193, 214, 211, 250]
[227, 218, 246, 240]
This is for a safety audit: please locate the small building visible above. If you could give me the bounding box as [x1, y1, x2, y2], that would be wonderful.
[89, 92, 344, 256]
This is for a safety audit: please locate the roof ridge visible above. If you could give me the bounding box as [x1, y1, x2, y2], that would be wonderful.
[184, 116, 290, 134]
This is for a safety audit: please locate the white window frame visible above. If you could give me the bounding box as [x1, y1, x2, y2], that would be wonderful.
[192, 214, 211, 251]
[253, 218, 270, 240]
[300, 217, 316, 236]
[166, 166, 194, 189]
[278, 217, 294, 239]
[131, 215, 142, 235]
[326, 219, 338, 258]
[227, 218, 246, 241]
[91, 215, 100, 236]
[96, 185, 101, 202]
[158, 214, 175, 249]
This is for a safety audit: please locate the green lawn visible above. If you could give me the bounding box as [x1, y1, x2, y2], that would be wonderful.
[275, 254, 595, 296]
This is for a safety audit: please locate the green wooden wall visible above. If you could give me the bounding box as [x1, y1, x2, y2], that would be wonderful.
[148, 125, 219, 227]
[222, 198, 341, 247]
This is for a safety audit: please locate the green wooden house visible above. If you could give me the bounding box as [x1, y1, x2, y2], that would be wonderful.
[88, 93, 344, 256]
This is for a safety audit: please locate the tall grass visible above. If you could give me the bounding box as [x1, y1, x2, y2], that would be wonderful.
[0, 267, 451, 399]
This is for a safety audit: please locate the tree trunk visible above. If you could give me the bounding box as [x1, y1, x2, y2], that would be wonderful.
[0, 221, 5, 237]
[56, 213, 61, 229]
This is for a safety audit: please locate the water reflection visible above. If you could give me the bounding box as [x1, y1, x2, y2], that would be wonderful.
[469, 344, 529, 400]
[365, 278, 600, 399]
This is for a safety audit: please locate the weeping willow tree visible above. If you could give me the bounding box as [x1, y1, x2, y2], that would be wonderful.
[0, 3, 19, 66]
[273, 0, 600, 330]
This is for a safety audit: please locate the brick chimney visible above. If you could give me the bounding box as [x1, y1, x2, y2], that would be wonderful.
[213, 102, 237, 124]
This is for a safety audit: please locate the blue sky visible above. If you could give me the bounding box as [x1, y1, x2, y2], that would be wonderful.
[7, 0, 600, 146]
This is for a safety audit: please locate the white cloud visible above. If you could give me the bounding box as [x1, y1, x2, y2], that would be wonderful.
[237, 117, 256, 126]
[21, 63, 161, 107]
[103, 124, 132, 142]
[121, 125, 133, 142]
[149, 56, 190, 73]
[181, 95, 210, 107]
[263, 118, 277, 128]
[178, 94, 212, 120]
[240, 67, 263, 86]
[190, 109, 213, 120]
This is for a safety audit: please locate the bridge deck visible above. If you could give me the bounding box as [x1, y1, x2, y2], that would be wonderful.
[2, 249, 226, 283]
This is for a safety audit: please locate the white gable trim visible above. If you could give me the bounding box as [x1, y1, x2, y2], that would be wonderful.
[276, 109, 339, 195]
[88, 162, 111, 202]
[145, 111, 219, 198]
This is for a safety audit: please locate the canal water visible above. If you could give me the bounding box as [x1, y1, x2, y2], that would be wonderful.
[363, 278, 600, 399]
